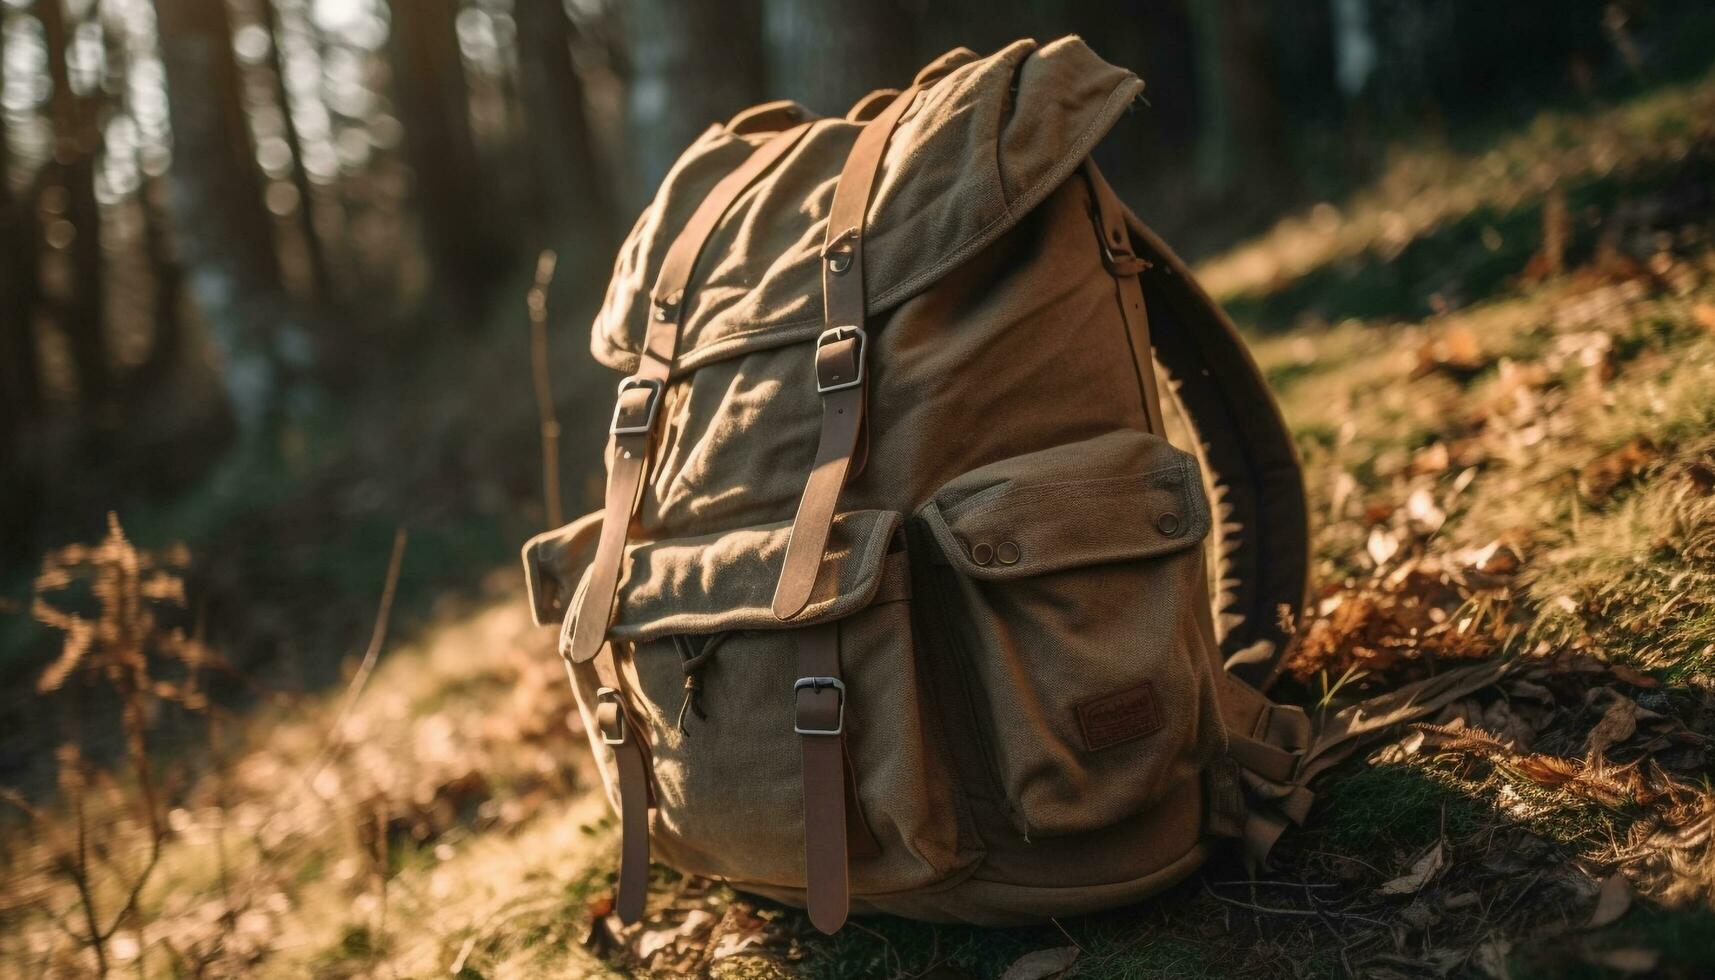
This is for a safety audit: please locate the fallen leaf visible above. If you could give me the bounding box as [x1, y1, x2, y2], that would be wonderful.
[1411, 443, 1451, 476]
[1607, 664, 1659, 688]
[586, 891, 614, 920]
[1579, 438, 1658, 502]
[1692, 302, 1715, 334]
[636, 927, 676, 961]
[1416, 326, 1488, 382]
[1587, 873, 1632, 927]
[1379, 842, 1445, 896]
[999, 946, 1080, 980]
[1406, 488, 1446, 534]
[1585, 697, 1640, 760]
[1465, 540, 1522, 575]
[1368, 526, 1401, 568]
[1514, 754, 1581, 788]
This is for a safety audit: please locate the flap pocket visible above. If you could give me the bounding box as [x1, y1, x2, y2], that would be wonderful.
[571, 508, 971, 894]
[919, 430, 1210, 581]
[914, 429, 1224, 838]
[603, 509, 902, 642]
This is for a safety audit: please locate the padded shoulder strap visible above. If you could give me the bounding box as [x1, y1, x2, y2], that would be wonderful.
[1124, 216, 1311, 689]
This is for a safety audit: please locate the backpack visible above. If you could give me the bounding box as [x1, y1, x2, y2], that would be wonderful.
[522, 38, 1504, 933]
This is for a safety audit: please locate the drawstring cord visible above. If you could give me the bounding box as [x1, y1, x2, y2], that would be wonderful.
[672, 632, 731, 736]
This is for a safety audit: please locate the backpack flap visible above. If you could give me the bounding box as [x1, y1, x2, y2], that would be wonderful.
[591, 37, 1144, 379]
[606, 509, 901, 642]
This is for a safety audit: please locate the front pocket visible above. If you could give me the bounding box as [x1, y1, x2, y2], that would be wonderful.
[587, 509, 969, 895]
[918, 430, 1226, 838]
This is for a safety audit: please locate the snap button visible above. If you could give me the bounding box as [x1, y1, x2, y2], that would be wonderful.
[1157, 512, 1182, 536]
[996, 540, 1020, 565]
[970, 542, 994, 566]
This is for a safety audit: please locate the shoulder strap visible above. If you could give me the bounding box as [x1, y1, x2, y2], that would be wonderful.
[1130, 220, 1311, 688]
[1082, 167, 1510, 864]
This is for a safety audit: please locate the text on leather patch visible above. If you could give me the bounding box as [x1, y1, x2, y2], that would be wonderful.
[1075, 683, 1162, 751]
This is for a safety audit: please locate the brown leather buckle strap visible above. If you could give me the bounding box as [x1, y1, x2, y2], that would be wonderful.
[1082, 159, 1165, 436]
[772, 86, 920, 621]
[562, 123, 813, 926]
[793, 622, 849, 934]
[567, 121, 814, 664]
[594, 684, 652, 923]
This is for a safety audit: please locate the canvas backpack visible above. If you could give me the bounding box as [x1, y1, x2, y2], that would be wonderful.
[522, 38, 1504, 933]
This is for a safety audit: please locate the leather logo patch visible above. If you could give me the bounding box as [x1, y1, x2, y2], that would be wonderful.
[1075, 683, 1161, 751]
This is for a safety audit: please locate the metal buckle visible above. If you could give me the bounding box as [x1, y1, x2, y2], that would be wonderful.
[609, 376, 663, 436]
[793, 676, 846, 736]
[814, 327, 866, 394]
[596, 687, 628, 745]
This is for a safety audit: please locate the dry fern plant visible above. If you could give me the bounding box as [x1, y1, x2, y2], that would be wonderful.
[3, 513, 216, 976]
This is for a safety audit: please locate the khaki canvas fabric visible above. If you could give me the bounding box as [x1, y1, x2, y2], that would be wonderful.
[520, 37, 1503, 929]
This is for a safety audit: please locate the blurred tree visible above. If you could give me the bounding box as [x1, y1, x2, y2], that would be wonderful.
[154, 0, 290, 434]
[620, 0, 765, 204]
[514, 0, 613, 277]
[39, 0, 113, 417]
[261, 0, 332, 306]
[1, 23, 46, 566]
[1189, 0, 1289, 196]
[388, 0, 506, 315]
[761, 0, 916, 116]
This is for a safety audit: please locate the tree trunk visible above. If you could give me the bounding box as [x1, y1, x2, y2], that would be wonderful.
[39, 0, 113, 415]
[387, 0, 506, 314]
[0, 26, 45, 567]
[621, 0, 766, 206]
[1189, 0, 1290, 197]
[262, 0, 333, 306]
[761, 0, 916, 116]
[154, 0, 293, 436]
[514, 0, 615, 276]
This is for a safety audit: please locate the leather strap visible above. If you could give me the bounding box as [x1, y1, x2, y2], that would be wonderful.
[561, 604, 656, 924]
[560, 124, 812, 925]
[568, 122, 813, 664]
[593, 673, 652, 923]
[1083, 160, 1165, 435]
[794, 621, 849, 934]
[772, 86, 920, 620]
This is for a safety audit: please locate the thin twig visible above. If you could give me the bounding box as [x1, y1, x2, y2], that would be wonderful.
[1050, 916, 1087, 955]
[1202, 879, 1320, 917]
[302, 528, 409, 796]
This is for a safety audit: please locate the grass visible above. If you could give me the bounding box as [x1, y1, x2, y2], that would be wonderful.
[6, 65, 1715, 980]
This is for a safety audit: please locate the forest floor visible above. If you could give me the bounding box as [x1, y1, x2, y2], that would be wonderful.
[6, 73, 1715, 979]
